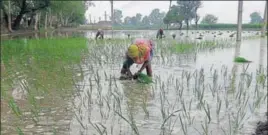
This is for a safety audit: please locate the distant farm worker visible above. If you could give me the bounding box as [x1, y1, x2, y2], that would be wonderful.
[172, 33, 176, 39]
[156, 28, 164, 39]
[120, 38, 154, 80]
[95, 29, 104, 40]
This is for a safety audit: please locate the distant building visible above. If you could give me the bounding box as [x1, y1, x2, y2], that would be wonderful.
[94, 21, 112, 29]
[79, 20, 112, 30]
[96, 21, 112, 26]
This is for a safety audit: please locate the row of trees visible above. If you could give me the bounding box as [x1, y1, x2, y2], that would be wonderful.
[1, 0, 93, 32]
[163, 1, 202, 30]
[112, 0, 263, 30]
[113, 8, 166, 27]
[1, 0, 264, 32]
[249, 12, 263, 24]
[198, 11, 264, 25]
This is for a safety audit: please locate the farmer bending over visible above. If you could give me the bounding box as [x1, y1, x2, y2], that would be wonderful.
[95, 29, 104, 40]
[156, 28, 164, 39]
[120, 38, 154, 80]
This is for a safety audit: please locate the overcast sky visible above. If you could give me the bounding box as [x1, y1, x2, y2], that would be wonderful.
[85, 1, 265, 24]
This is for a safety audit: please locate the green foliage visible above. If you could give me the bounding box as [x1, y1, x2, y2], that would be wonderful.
[114, 9, 123, 25]
[122, 8, 165, 27]
[201, 14, 218, 24]
[163, 5, 184, 25]
[8, 97, 22, 118]
[148, 8, 166, 26]
[124, 16, 132, 25]
[49, 1, 86, 26]
[141, 16, 150, 26]
[1, 37, 88, 67]
[234, 57, 251, 63]
[136, 73, 153, 84]
[1, 0, 88, 30]
[1, 37, 88, 103]
[172, 42, 193, 53]
[136, 13, 142, 24]
[176, 0, 202, 28]
[16, 127, 24, 135]
[1, 37, 88, 133]
[170, 40, 220, 53]
[250, 12, 263, 24]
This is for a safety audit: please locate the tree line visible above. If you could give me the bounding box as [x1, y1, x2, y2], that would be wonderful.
[1, 0, 264, 32]
[113, 0, 264, 30]
[112, 8, 166, 28]
[0, 0, 94, 32]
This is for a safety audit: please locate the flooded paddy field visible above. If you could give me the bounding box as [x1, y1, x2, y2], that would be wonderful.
[1, 30, 267, 135]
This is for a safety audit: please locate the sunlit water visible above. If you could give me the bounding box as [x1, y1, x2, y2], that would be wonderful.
[1, 30, 267, 135]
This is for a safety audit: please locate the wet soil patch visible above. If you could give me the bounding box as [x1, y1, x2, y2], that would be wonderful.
[255, 117, 268, 135]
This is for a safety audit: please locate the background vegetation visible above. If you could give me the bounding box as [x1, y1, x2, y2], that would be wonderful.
[0, 0, 265, 32]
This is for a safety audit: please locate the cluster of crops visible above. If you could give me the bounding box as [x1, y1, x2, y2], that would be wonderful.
[196, 24, 265, 30]
[1, 32, 267, 135]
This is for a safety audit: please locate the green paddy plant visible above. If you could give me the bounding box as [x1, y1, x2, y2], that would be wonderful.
[179, 114, 188, 135]
[234, 57, 251, 63]
[89, 122, 107, 135]
[243, 73, 253, 88]
[160, 91, 166, 121]
[208, 69, 219, 98]
[216, 97, 222, 123]
[180, 99, 193, 125]
[256, 73, 267, 88]
[202, 101, 211, 124]
[196, 85, 205, 110]
[253, 94, 263, 109]
[16, 127, 24, 135]
[74, 109, 86, 130]
[184, 71, 191, 90]
[232, 105, 248, 133]
[112, 92, 122, 115]
[115, 110, 140, 135]
[8, 97, 22, 118]
[141, 97, 149, 119]
[201, 118, 209, 135]
[160, 109, 181, 134]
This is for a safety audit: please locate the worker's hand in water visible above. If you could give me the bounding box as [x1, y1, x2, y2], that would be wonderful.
[133, 70, 141, 79]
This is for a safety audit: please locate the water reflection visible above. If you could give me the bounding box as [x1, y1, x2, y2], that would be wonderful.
[229, 41, 241, 93]
[1, 38, 87, 134]
[121, 81, 153, 119]
[258, 38, 266, 70]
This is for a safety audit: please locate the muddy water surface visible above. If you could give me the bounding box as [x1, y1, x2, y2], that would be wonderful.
[1, 31, 267, 135]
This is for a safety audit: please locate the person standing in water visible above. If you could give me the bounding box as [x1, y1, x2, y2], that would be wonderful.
[120, 38, 154, 80]
[95, 29, 104, 40]
[156, 28, 164, 39]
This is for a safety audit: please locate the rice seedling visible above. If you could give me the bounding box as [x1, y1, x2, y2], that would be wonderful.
[8, 97, 22, 118]
[115, 110, 140, 135]
[16, 127, 24, 135]
[234, 57, 251, 63]
[179, 114, 188, 135]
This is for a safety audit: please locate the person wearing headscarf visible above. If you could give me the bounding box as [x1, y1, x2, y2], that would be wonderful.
[120, 38, 154, 80]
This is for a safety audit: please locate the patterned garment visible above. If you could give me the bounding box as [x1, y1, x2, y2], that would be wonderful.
[121, 38, 154, 76]
[132, 38, 154, 64]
